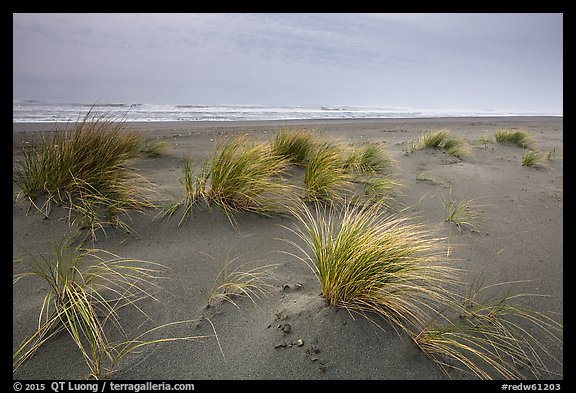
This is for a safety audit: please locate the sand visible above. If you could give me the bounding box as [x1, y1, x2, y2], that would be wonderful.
[12, 117, 563, 382]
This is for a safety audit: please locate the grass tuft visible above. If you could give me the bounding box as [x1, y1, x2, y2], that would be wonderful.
[417, 129, 450, 150]
[414, 129, 469, 159]
[13, 235, 216, 379]
[495, 129, 534, 149]
[286, 200, 459, 335]
[168, 136, 296, 225]
[270, 128, 318, 166]
[303, 142, 351, 202]
[442, 137, 469, 159]
[13, 110, 156, 239]
[343, 143, 395, 175]
[522, 150, 548, 167]
[415, 276, 563, 379]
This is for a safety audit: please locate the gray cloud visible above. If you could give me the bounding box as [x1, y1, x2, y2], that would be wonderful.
[13, 13, 563, 112]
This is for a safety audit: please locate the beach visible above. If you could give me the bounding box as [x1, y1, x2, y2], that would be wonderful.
[12, 117, 563, 381]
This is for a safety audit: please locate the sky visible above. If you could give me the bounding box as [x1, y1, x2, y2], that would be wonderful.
[13, 13, 563, 113]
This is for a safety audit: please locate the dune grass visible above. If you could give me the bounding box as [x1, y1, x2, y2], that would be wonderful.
[270, 128, 318, 166]
[303, 142, 352, 203]
[342, 143, 400, 205]
[197, 136, 291, 216]
[169, 132, 360, 224]
[442, 137, 469, 159]
[163, 158, 197, 226]
[167, 132, 400, 214]
[343, 143, 394, 175]
[286, 201, 459, 335]
[13, 111, 156, 239]
[168, 136, 296, 225]
[13, 235, 215, 379]
[272, 133, 399, 204]
[495, 129, 534, 149]
[522, 150, 548, 167]
[417, 129, 450, 150]
[415, 277, 563, 379]
[414, 129, 469, 159]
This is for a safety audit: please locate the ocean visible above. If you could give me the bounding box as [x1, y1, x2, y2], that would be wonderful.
[12, 100, 562, 123]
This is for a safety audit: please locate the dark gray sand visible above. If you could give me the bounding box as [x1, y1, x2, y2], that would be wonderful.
[13, 117, 563, 380]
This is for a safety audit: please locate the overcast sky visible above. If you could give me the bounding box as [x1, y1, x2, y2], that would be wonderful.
[13, 13, 563, 113]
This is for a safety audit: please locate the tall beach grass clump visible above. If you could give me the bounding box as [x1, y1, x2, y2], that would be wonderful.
[13, 111, 156, 238]
[270, 128, 317, 166]
[343, 142, 394, 175]
[416, 129, 450, 150]
[170, 136, 295, 224]
[287, 201, 458, 335]
[414, 129, 469, 159]
[342, 143, 400, 205]
[522, 150, 548, 167]
[303, 142, 352, 202]
[415, 277, 563, 379]
[13, 235, 216, 379]
[494, 129, 534, 149]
